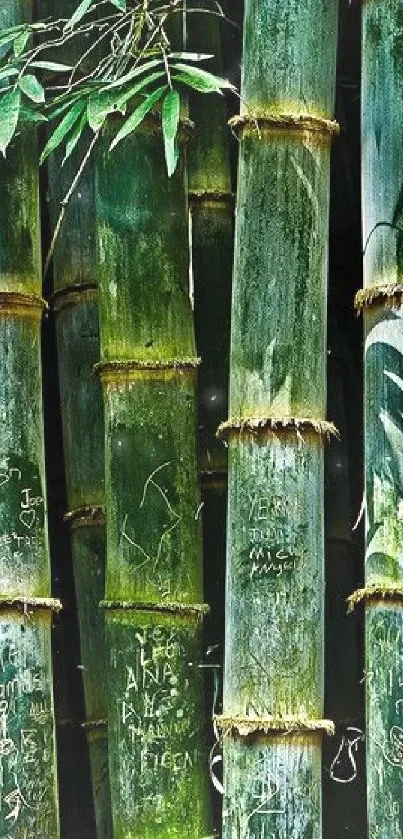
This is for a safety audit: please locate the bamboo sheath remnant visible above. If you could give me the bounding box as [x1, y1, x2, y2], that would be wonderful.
[222, 2, 339, 838]
[361, 5, 403, 834]
[0, 6, 60, 837]
[96, 118, 212, 838]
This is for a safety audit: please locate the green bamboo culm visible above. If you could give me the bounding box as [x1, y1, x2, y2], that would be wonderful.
[0, 3, 60, 836]
[95, 119, 212, 838]
[48, 154, 112, 839]
[218, 3, 339, 837]
[40, 0, 113, 831]
[359, 1, 403, 834]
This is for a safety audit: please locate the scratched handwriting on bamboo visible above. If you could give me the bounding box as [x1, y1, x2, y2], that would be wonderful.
[246, 491, 303, 577]
[0, 627, 53, 832]
[112, 626, 199, 812]
[0, 459, 44, 563]
[329, 727, 365, 783]
[121, 462, 182, 578]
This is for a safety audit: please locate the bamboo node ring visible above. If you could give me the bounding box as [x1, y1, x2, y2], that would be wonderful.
[229, 113, 340, 137]
[217, 416, 339, 441]
[347, 584, 403, 612]
[0, 292, 48, 316]
[64, 505, 105, 529]
[188, 190, 235, 206]
[95, 358, 201, 381]
[51, 282, 98, 311]
[82, 719, 108, 732]
[354, 283, 403, 312]
[100, 600, 210, 618]
[0, 596, 62, 614]
[214, 714, 335, 737]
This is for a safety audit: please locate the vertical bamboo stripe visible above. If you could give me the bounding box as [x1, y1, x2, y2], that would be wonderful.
[362, 2, 403, 835]
[222, 2, 339, 837]
[96, 122, 212, 838]
[0, 3, 59, 836]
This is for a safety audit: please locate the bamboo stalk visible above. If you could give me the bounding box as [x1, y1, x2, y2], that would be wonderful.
[96, 122, 212, 837]
[38, 0, 113, 827]
[219, 2, 339, 837]
[47, 143, 112, 838]
[360, 2, 403, 834]
[0, 3, 60, 836]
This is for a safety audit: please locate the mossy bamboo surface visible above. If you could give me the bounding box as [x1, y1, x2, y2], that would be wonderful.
[221, 3, 338, 838]
[47, 141, 112, 837]
[96, 124, 211, 838]
[361, 3, 403, 835]
[0, 5, 59, 836]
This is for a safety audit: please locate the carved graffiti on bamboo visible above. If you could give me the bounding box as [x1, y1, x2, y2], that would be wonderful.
[0, 458, 44, 577]
[112, 624, 201, 816]
[245, 488, 305, 580]
[0, 623, 54, 833]
[121, 462, 181, 591]
[329, 727, 365, 784]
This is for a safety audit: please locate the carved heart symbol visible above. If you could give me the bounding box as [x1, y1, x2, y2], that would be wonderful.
[19, 509, 35, 530]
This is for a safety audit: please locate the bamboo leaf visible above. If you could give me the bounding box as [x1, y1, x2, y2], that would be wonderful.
[114, 70, 166, 109]
[19, 107, 48, 124]
[18, 74, 45, 104]
[46, 89, 93, 120]
[40, 100, 86, 163]
[162, 89, 180, 177]
[13, 29, 30, 56]
[0, 89, 21, 155]
[109, 85, 167, 150]
[169, 52, 214, 61]
[63, 109, 88, 163]
[65, 0, 94, 29]
[105, 58, 163, 91]
[0, 66, 19, 82]
[30, 60, 72, 72]
[171, 62, 235, 92]
[88, 70, 166, 130]
[172, 72, 222, 94]
[110, 0, 126, 8]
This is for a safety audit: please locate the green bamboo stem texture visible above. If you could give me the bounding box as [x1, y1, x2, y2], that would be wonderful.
[96, 126, 211, 838]
[0, 5, 59, 836]
[362, 3, 403, 835]
[222, 2, 338, 838]
[47, 141, 112, 837]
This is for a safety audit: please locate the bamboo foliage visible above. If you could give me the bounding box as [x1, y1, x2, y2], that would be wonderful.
[360, 1, 403, 834]
[95, 120, 212, 837]
[0, 3, 60, 837]
[218, 2, 339, 838]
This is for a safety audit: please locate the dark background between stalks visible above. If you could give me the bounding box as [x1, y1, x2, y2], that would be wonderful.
[39, 1, 365, 836]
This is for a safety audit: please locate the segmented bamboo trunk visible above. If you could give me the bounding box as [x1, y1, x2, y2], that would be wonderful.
[218, 3, 339, 837]
[360, 2, 403, 834]
[0, 4, 60, 836]
[47, 143, 112, 838]
[95, 121, 212, 838]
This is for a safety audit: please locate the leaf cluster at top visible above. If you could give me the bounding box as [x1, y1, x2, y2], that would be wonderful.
[0, 0, 235, 176]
